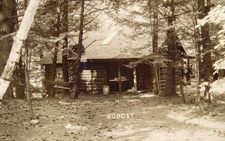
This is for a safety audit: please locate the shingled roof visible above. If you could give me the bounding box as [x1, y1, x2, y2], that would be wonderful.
[39, 30, 151, 65]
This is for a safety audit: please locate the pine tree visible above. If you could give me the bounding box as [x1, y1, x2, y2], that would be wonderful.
[199, 0, 213, 82]
[72, 0, 85, 99]
[62, 0, 69, 88]
[161, 0, 177, 96]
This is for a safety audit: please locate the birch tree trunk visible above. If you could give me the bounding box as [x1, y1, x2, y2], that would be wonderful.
[0, 0, 40, 99]
[0, 0, 16, 98]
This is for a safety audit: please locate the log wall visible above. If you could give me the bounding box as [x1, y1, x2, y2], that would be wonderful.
[159, 66, 181, 93]
[79, 69, 106, 94]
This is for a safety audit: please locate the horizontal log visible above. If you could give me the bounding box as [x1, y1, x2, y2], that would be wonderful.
[78, 84, 105, 88]
[160, 76, 167, 80]
[79, 74, 105, 78]
[79, 78, 106, 82]
[44, 80, 73, 85]
[80, 72, 105, 76]
[79, 90, 101, 94]
[53, 86, 70, 90]
[160, 83, 166, 86]
[82, 70, 105, 73]
[79, 81, 106, 85]
[79, 87, 103, 90]
[79, 87, 102, 91]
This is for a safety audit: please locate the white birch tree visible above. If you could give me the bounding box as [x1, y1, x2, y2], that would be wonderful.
[0, 0, 40, 99]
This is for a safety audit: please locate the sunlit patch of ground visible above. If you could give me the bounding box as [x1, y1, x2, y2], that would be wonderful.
[167, 111, 225, 130]
[1, 91, 225, 141]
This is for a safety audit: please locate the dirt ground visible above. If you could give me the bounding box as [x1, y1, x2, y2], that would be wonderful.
[1, 84, 225, 141]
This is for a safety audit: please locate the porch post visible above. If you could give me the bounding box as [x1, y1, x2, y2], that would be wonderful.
[187, 57, 190, 82]
[187, 57, 190, 70]
[133, 67, 137, 92]
[118, 61, 122, 94]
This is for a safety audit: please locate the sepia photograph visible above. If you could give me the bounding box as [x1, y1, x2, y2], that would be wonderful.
[0, 0, 225, 140]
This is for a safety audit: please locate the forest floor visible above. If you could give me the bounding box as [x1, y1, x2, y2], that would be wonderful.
[1, 83, 225, 141]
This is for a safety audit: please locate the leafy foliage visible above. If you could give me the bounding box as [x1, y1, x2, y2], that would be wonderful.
[197, 4, 225, 94]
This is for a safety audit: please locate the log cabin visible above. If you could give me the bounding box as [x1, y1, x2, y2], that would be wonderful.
[39, 30, 194, 95]
[39, 30, 153, 94]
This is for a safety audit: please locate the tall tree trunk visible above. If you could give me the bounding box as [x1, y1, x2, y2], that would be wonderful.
[49, 10, 61, 98]
[194, 0, 205, 104]
[14, 0, 25, 99]
[72, 0, 85, 99]
[24, 0, 34, 118]
[178, 55, 185, 103]
[16, 54, 25, 99]
[62, 0, 69, 88]
[16, 0, 28, 100]
[152, 0, 158, 53]
[0, 0, 16, 98]
[25, 40, 33, 118]
[198, 0, 212, 81]
[161, 0, 176, 96]
[195, 37, 201, 104]
[149, 0, 160, 94]
[0, 0, 40, 99]
[49, 46, 58, 98]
